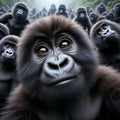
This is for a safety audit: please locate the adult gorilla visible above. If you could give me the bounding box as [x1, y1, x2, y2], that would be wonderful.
[0, 2, 29, 36]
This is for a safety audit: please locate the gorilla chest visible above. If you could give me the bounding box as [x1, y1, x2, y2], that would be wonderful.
[37, 96, 102, 120]
[8, 19, 25, 29]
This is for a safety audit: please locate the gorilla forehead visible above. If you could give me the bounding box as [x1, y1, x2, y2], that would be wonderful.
[20, 15, 89, 45]
[18, 16, 94, 66]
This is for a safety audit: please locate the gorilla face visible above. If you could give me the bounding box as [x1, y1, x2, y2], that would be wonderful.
[34, 34, 79, 86]
[0, 35, 19, 69]
[115, 4, 120, 14]
[106, 12, 115, 21]
[89, 12, 99, 24]
[77, 11, 86, 19]
[59, 8, 65, 13]
[1, 42, 15, 62]
[0, 40, 16, 65]
[79, 12, 85, 18]
[14, 6, 28, 19]
[90, 20, 120, 49]
[96, 24, 115, 41]
[18, 16, 97, 102]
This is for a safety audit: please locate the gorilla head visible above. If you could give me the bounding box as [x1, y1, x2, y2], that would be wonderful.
[12, 2, 29, 20]
[17, 15, 97, 103]
[0, 35, 19, 67]
[58, 4, 66, 13]
[77, 7, 88, 19]
[90, 19, 120, 70]
[90, 19, 120, 50]
[114, 3, 120, 16]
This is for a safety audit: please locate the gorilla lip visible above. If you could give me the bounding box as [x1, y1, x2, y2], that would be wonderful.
[47, 76, 77, 86]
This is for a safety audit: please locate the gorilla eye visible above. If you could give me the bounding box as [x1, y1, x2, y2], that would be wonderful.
[96, 29, 101, 36]
[5, 44, 10, 48]
[102, 25, 107, 29]
[36, 46, 49, 56]
[59, 40, 72, 49]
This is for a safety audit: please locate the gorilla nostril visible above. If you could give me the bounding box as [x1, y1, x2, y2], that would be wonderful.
[107, 30, 109, 33]
[60, 58, 68, 68]
[48, 58, 69, 70]
[6, 50, 13, 55]
[105, 30, 109, 34]
[48, 63, 59, 70]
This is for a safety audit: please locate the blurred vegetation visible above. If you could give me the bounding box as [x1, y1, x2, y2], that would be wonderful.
[68, 0, 120, 10]
[0, 0, 120, 11]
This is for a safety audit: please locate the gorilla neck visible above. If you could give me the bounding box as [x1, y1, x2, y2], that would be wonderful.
[34, 93, 102, 120]
[1, 62, 15, 72]
[13, 17, 26, 23]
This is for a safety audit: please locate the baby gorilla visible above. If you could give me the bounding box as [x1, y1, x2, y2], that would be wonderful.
[1, 16, 120, 120]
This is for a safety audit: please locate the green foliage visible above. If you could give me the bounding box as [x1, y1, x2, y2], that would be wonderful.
[0, 0, 119, 10]
[67, 0, 120, 10]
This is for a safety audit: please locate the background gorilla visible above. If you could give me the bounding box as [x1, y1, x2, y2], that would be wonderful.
[48, 4, 57, 16]
[1, 16, 120, 120]
[90, 19, 120, 71]
[68, 8, 75, 19]
[0, 7, 7, 16]
[0, 35, 19, 111]
[106, 11, 116, 21]
[96, 2, 106, 15]
[114, 3, 120, 23]
[41, 7, 47, 17]
[86, 6, 93, 16]
[89, 12, 99, 25]
[0, 2, 29, 36]
[0, 23, 9, 39]
[75, 7, 91, 33]
[56, 4, 68, 17]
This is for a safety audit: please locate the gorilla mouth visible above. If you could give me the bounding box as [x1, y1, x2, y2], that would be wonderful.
[107, 33, 118, 40]
[104, 33, 116, 41]
[49, 76, 77, 86]
[109, 32, 116, 37]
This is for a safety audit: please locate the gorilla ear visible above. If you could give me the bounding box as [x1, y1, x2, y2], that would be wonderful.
[97, 65, 120, 93]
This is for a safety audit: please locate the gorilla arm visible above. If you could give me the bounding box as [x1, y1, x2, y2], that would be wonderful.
[96, 66, 120, 119]
[0, 13, 13, 24]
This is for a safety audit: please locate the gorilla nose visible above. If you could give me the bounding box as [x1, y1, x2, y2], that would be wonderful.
[17, 9, 23, 15]
[48, 58, 68, 70]
[5, 49, 13, 56]
[44, 54, 74, 77]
